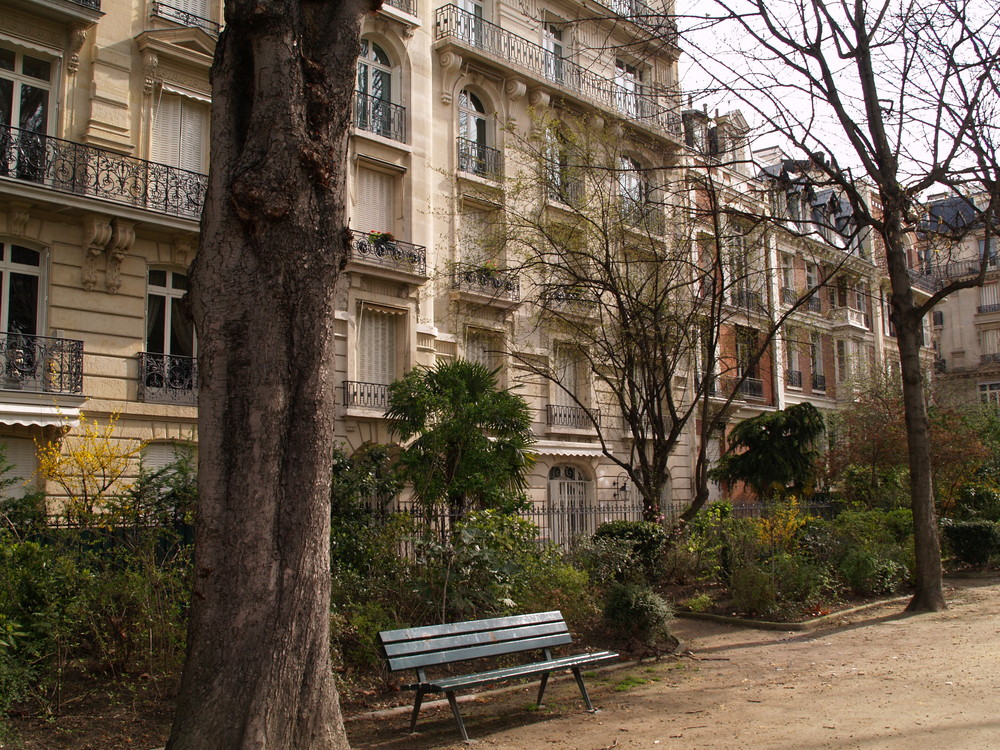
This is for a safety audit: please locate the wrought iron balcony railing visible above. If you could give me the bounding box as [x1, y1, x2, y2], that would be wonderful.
[978, 303, 1000, 314]
[547, 176, 584, 206]
[719, 375, 764, 400]
[806, 294, 822, 313]
[436, 5, 682, 139]
[70, 0, 101, 8]
[730, 288, 763, 311]
[786, 369, 803, 388]
[138, 352, 198, 405]
[348, 230, 427, 276]
[908, 268, 941, 294]
[151, 1, 221, 35]
[457, 137, 503, 180]
[0, 124, 207, 220]
[547, 403, 600, 429]
[0, 332, 83, 395]
[354, 91, 406, 143]
[981, 353, 1000, 366]
[602, 0, 679, 41]
[453, 266, 520, 301]
[929, 257, 999, 279]
[782, 287, 798, 305]
[812, 372, 827, 391]
[383, 0, 417, 16]
[343, 380, 390, 410]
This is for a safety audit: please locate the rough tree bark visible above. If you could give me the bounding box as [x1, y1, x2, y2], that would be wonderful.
[167, 0, 372, 747]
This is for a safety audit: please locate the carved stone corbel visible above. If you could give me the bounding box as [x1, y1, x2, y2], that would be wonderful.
[143, 51, 159, 96]
[68, 25, 88, 75]
[528, 88, 551, 108]
[505, 78, 527, 101]
[105, 218, 136, 294]
[171, 234, 196, 268]
[81, 214, 112, 291]
[8, 202, 31, 237]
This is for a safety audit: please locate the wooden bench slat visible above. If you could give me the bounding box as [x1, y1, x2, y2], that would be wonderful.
[410, 651, 620, 693]
[380, 621, 571, 660]
[378, 611, 565, 644]
[386, 632, 573, 672]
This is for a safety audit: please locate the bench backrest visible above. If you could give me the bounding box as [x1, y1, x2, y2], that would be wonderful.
[378, 611, 573, 673]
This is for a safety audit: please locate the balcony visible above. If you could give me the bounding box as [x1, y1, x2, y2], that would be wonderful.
[0, 332, 83, 395]
[11, 0, 102, 24]
[453, 266, 520, 303]
[727, 375, 764, 400]
[435, 5, 682, 140]
[542, 286, 597, 318]
[151, 1, 220, 35]
[354, 91, 406, 143]
[806, 294, 822, 313]
[786, 369, 803, 388]
[929, 257, 999, 280]
[829, 306, 871, 330]
[0, 124, 206, 221]
[978, 303, 1000, 314]
[348, 231, 427, 278]
[981, 353, 1000, 366]
[343, 380, 390, 410]
[138, 352, 198, 406]
[457, 138, 503, 180]
[730, 288, 764, 311]
[812, 373, 827, 391]
[782, 287, 798, 306]
[547, 403, 600, 430]
[383, 0, 416, 15]
[621, 203, 666, 235]
[601, 0, 679, 42]
[908, 268, 941, 294]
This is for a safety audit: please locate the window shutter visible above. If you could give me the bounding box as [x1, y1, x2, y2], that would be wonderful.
[359, 308, 397, 384]
[143, 442, 183, 472]
[1, 438, 36, 498]
[982, 283, 999, 308]
[354, 168, 394, 233]
[179, 102, 207, 173]
[553, 346, 578, 407]
[151, 94, 182, 166]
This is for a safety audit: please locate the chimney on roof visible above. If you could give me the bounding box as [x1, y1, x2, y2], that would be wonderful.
[811, 151, 827, 167]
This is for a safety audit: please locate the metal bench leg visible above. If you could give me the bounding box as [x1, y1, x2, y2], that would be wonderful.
[409, 687, 426, 733]
[572, 667, 597, 713]
[536, 672, 550, 707]
[446, 691, 471, 742]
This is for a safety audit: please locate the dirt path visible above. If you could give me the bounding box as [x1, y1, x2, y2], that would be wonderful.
[346, 577, 1000, 749]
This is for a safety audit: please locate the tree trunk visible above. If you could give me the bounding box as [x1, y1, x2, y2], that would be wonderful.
[167, 0, 369, 747]
[883, 207, 947, 613]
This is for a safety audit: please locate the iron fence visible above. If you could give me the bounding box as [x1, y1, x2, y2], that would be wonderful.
[457, 137, 503, 180]
[547, 403, 600, 429]
[0, 124, 207, 220]
[453, 265, 520, 300]
[343, 380, 390, 409]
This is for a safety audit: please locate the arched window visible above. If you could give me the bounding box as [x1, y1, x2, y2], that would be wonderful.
[356, 40, 404, 141]
[457, 90, 500, 178]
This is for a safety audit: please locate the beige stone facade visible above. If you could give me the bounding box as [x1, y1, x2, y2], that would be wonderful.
[0, 0, 922, 516]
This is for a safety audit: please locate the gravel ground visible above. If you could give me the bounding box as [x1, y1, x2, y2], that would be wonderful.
[346, 577, 1000, 750]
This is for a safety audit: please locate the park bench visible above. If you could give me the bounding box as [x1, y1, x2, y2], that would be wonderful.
[377, 610, 619, 741]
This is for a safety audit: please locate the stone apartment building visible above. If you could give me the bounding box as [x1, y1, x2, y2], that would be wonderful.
[0, 0, 922, 519]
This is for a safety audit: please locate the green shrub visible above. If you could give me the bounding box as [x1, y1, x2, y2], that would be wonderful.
[953, 484, 1000, 522]
[837, 546, 908, 595]
[592, 520, 667, 581]
[769, 553, 835, 609]
[602, 583, 673, 646]
[942, 520, 1000, 567]
[729, 564, 776, 616]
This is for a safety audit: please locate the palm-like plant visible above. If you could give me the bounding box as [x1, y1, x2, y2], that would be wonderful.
[386, 360, 535, 518]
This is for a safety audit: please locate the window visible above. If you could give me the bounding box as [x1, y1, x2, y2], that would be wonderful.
[981, 283, 999, 311]
[982, 328, 1000, 357]
[735, 326, 759, 380]
[545, 125, 578, 204]
[811, 331, 825, 391]
[0, 437, 36, 499]
[151, 92, 209, 173]
[147, 270, 194, 358]
[0, 243, 41, 336]
[457, 0, 486, 46]
[552, 345, 580, 408]
[143, 441, 195, 472]
[615, 59, 642, 119]
[618, 156, 648, 223]
[356, 39, 402, 141]
[465, 328, 503, 373]
[358, 306, 401, 385]
[457, 89, 498, 177]
[547, 464, 593, 544]
[1, 45, 54, 181]
[786, 328, 802, 387]
[980, 382, 1000, 405]
[353, 167, 395, 235]
[781, 255, 794, 293]
[142, 269, 196, 403]
[542, 23, 564, 83]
